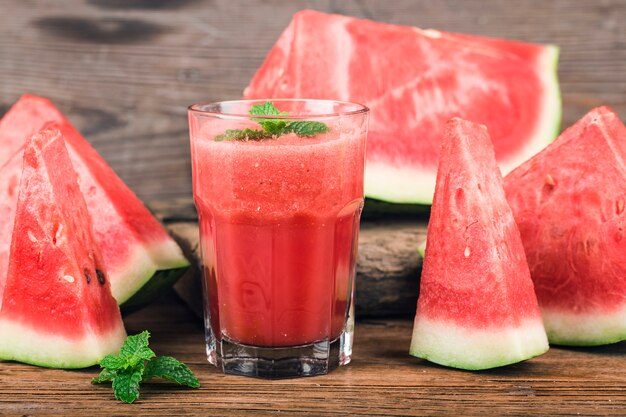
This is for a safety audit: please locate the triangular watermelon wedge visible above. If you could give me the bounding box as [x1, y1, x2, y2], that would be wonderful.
[410, 118, 548, 370]
[244, 10, 561, 204]
[504, 107, 626, 346]
[0, 127, 126, 368]
[0, 95, 189, 312]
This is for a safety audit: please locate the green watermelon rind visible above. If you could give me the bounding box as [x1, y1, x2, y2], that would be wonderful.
[416, 239, 426, 258]
[112, 240, 190, 312]
[409, 317, 549, 370]
[541, 308, 626, 347]
[545, 46, 563, 142]
[120, 266, 190, 314]
[0, 319, 126, 369]
[365, 45, 562, 205]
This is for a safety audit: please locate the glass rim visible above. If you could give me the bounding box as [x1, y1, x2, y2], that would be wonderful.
[188, 98, 369, 120]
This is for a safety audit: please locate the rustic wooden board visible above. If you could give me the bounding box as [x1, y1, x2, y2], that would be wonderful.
[1, 292, 625, 416]
[1, 0, 625, 205]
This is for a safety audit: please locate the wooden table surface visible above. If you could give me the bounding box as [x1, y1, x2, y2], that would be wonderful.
[1, 292, 625, 417]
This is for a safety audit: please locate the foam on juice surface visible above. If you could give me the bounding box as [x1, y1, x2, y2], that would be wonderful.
[193, 125, 366, 220]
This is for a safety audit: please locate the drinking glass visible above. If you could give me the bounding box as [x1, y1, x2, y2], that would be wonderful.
[188, 99, 368, 378]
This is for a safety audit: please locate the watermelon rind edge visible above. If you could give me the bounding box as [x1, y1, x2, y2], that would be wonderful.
[409, 316, 549, 370]
[120, 266, 190, 314]
[364, 44, 562, 205]
[0, 318, 126, 369]
[541, 306, 626, 347]
[546, 45, 562, 143]
[112, 240, 190, 311]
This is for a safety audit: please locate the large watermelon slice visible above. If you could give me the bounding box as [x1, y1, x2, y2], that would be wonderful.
[0, 127, 126, 368]
[0, 95, 189, 312]
[244, 10, 561, 204]
[410, 118, 548, 370]
[504, 107, 626, 346]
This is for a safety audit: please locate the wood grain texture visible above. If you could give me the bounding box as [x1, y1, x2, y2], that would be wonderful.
[1, 293, 625, 416]
[1, 0, 625, 204]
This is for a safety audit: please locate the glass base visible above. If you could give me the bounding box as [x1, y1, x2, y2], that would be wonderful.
[205, 329, 353, 379]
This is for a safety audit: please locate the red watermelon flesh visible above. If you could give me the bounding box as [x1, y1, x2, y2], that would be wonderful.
[410, 118, 548, 370]
[0, 94, 64, 163]
[244, 10, 561, 204]
[0, 95, 189, 311]
[0, 149, 22, 304]
[504, 107, 626, 346]
[0, 127, 126, 368]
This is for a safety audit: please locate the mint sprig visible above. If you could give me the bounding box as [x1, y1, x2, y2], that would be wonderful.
[215, 101, 330, 141]
[144, 356, 201, 387]
[92, 331, 200, 404]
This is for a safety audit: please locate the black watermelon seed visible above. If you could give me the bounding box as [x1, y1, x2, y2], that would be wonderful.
[96, 269, 106, 285]
[85, 269, 92, 284]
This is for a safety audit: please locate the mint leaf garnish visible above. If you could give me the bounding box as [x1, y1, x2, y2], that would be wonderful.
[284, 121, 330, 137]
[111, 368, 143, 404]
[248, 101, 286, 117]
[99, 354, 127, 371]
[249, 102, 290, 135]
[92, 367, 116, 384]
[119, 331, 154, 362]
[215, 101, 330, 141]
[92, 331, 200, 404]
[144, 356, 200, 388]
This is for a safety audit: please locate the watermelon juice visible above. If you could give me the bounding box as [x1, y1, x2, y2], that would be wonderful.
[189, 99, 368, 378]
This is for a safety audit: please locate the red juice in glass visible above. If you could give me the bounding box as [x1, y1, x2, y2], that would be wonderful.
[189, 99, 368, 378]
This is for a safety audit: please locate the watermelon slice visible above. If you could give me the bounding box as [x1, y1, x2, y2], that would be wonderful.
[0, 95, 189, 312]
[0, 127, 126, 368]
[504, 107, 626, 346]
[244, 10, 561, 204]
[410, 118, 548, 370]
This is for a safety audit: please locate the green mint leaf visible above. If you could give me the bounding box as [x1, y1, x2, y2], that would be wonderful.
[249, 102, 289, 136]
[248, 101, 286, 117]
[215, 128, 269, 142]
[99, 354, 126, 371]
[257, 119, 288, 135]
[143, 356, 200, 389]
[118, 331, 155, 369]
[285, 121, 330, 137]
[112, 368, 144, 404]
[92, 368, 117, 384]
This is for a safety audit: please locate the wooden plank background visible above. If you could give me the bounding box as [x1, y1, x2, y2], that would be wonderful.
[1, 0, 625, 205]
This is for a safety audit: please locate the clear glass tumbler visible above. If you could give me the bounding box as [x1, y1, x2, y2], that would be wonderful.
[188, 99, 368, 378]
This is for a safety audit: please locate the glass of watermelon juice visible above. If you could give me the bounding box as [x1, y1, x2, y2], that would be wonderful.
[188, 99, 368, 378]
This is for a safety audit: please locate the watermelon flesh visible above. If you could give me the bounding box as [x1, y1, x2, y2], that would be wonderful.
[0, 95, 189, 311]
[244, 10, 561, 204]
[504, 107, 626, 346]
[410, 118, 548, 370]
[0, 127, 126, 368]
[0, 149, 22, 303]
